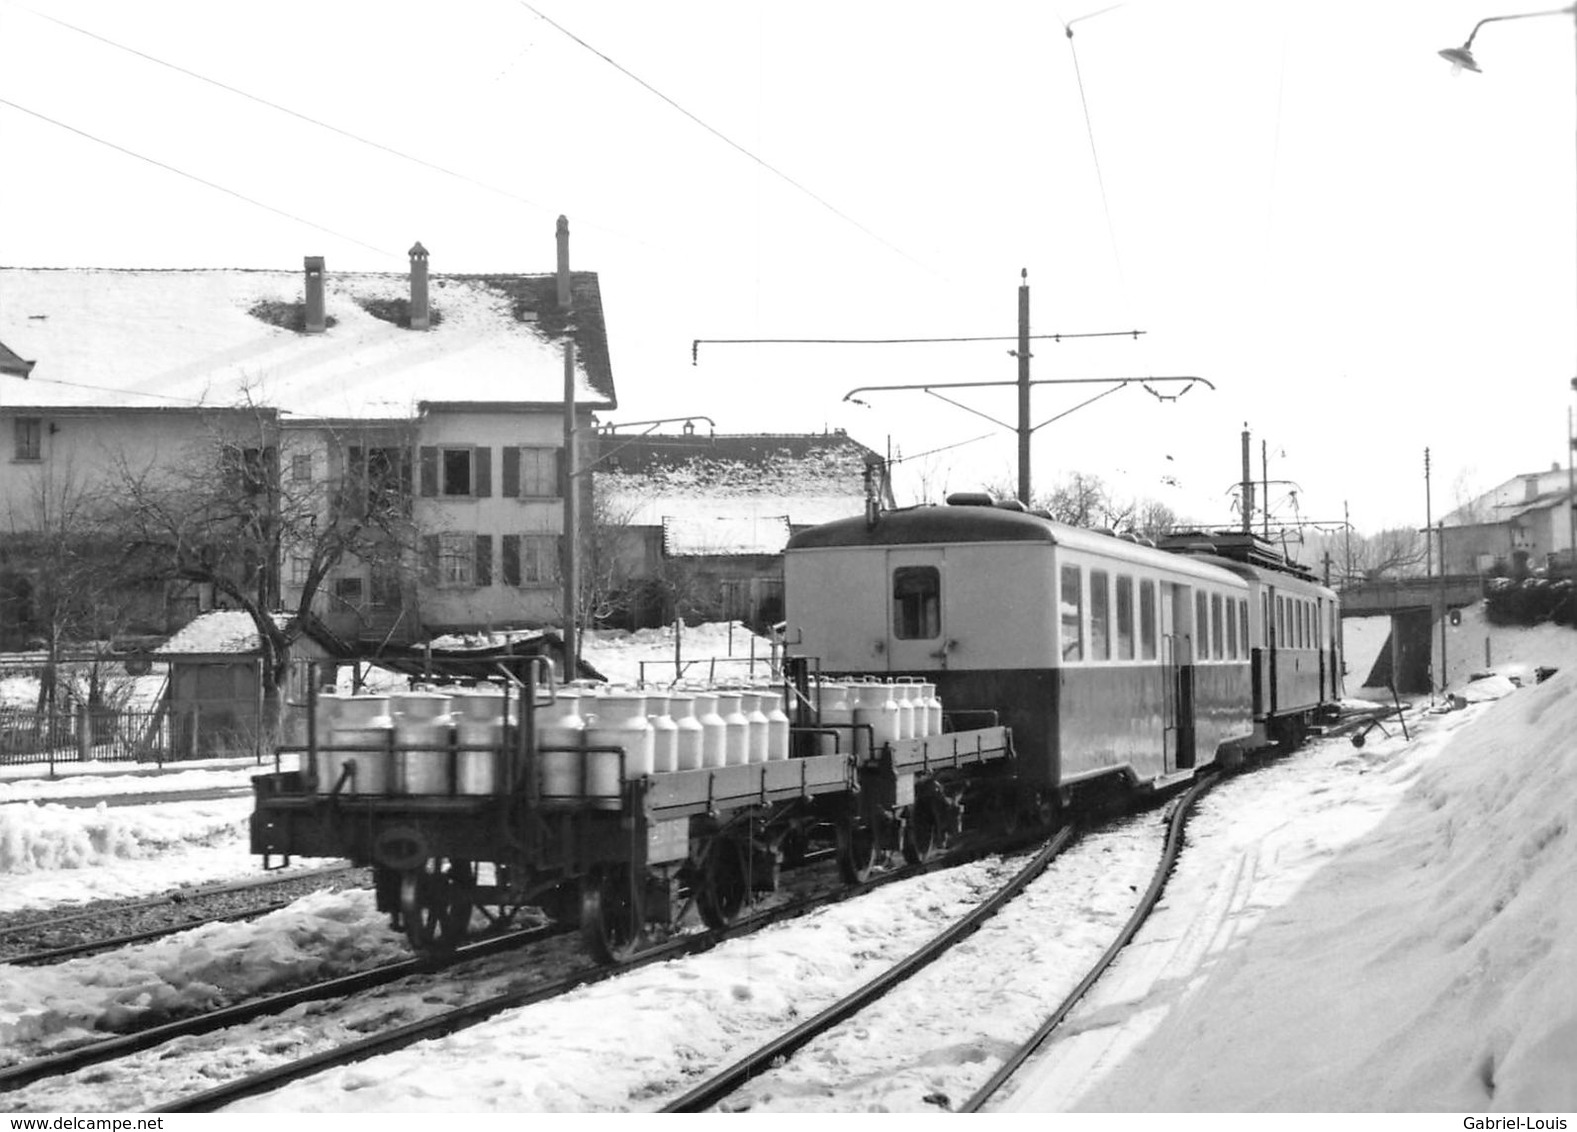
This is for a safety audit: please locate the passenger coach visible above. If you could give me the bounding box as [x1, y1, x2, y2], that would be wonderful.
[783, 496, 1257, 803]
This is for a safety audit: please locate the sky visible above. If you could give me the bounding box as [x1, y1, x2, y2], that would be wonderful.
[1, 615, 1572, 1112]
[1, 0, 1575, 532]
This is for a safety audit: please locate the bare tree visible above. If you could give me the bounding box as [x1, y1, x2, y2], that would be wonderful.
[1352, 527, 1429, 580]
[99, 400, 416, 735]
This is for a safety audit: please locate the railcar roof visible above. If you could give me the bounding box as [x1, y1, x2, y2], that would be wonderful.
[786, 505, 1248, 586]
[1186, 554, 1340, 601]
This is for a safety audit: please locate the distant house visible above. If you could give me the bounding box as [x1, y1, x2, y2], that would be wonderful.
[594, 430, 891, 629]
[0, 238, 614, 650]
[1440, 464, 1574, 576]
[152, 610, 341, 757]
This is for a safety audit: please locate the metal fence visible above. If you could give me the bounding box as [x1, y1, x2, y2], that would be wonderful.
[0, 705, 177, 769]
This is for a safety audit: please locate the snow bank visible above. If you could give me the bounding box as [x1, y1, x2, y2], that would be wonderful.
[581, 622, 777, 687]
[0, 797, 257, 911]
[1058, 668, 1577, 1112]
[0, 888, 400, 1062]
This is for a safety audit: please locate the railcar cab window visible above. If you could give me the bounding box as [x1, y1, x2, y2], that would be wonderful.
[1060, 564, 1083, 661]
[1090, 569, 1111, 660]
[1115, 575, 1135, 660]
[892, 566, 941, 639]
[1139, 579, 1158, 660]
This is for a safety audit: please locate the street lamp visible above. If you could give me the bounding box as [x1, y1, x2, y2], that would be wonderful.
[1440, 7, 1577, 577]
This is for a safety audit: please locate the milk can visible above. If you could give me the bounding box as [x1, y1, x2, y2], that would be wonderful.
[693, 690, 727, 769]
[452, 689, 505, 795]
[738, 688, 769, 764]
[645, 688, 678, 773]
[893, 681, 917, 740]
[667, 691, 704, 771]
[311, 691, 345, 793]
[390, 691, 453, 795]
[583, 691, 653, 807]
[713, 689, 749, 766]
[757, 688, 790, 760]
[817, 681, 853, 757]
[852, 682, 899, 758]
[328, 694, 393, 794]
[921, 682, 943, 736]
[536, 690, 586, 801]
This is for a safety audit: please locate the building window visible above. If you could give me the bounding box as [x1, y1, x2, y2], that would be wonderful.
[14, 418, 42, 461]
[442, 448, 472, 496]
[370, 563, 401, 608]
[335, 576, 365, 604]
[419, 445, 491, 498]
[1060, 565, 1083, 662]
[502, 533, 560, 587]
[1089, 569, 1111, 661]
[1115, 575, 1135, 661]
[892, 566, 940, 640]
[505, 446, 561, 498]
[348, 445, 413, 517]
[290, 556, 311, 584]
[291, 453, 312, 482]
[438, 532, 474, 586]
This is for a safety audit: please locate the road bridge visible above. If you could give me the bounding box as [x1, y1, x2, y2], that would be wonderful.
[1339, 575, 1482, 616]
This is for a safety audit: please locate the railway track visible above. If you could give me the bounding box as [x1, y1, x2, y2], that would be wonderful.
[133, 828, 1042, 1112]
[0, 864, 365, 964]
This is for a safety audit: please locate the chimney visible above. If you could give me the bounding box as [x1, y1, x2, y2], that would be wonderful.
[555, 215, 571, 310]
[408, 242, 430, 331]
[303, 256, 326, 334]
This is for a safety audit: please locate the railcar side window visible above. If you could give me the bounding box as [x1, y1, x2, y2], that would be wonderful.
[892, 566, 941, 639]
[1226, 595, 1238, 658]
[1241, 600, 1250, 653]
[1115, 575, 1135, 660]
[1060, 565, 1083, 662]
[1210, 594, 1224, 660]
[1277, 597, 1286, 646]
[1090, 569, 1111, 661]
[1139, 580, 1158, 660]
[1195, 591, 1210, 660]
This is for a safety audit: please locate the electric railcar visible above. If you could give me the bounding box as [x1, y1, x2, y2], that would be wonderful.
[248, 495, 1342, 964]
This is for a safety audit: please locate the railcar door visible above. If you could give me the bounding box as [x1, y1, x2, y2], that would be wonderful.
[1160, 583, 1197, 771]
[885, 548, 947, 673]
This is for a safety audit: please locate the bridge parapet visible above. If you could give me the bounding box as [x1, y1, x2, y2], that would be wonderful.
[1339, 575, 1483, 616]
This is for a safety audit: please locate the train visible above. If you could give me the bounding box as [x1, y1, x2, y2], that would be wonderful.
[249, 494, 1343, 962]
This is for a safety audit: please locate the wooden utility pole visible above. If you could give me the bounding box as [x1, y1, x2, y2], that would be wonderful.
[558, 216, 578, 677]
[1017, 270, 1031, 505]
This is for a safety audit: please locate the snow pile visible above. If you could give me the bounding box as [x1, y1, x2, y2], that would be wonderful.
[0, 797, 254, 911]
[0, 888, 398, 1061]
[0, 765, 261, 803]
[580, 622, 777, 687]
[1048, 668, 1577, 1112]
[1458, 673, 1518, 702]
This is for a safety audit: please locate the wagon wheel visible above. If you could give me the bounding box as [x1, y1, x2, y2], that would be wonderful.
[696, 836, 751, 930]
[837, 811, 882, 884]
[902, 795, 949, 865]
[400, 858, 475, 952]
[581, 864, 645, 964]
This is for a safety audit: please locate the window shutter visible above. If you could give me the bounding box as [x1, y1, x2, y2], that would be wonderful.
[420, 534, 439, 584]
[501, 446, 520, 499]
[474, 534, 493, 586]
[502, 534, 521, 587]
[474, 447, 492, 498]
[419, 447, 438, 497]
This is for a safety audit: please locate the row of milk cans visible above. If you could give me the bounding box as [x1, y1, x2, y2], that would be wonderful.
[310, 678, 944, 802]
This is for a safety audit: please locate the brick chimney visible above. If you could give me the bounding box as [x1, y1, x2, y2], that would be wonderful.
[408, 241, 430, 330]
[303, 256, 326, 334]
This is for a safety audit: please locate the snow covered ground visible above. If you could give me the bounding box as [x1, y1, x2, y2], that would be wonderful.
[0, 623, 1571, 1112]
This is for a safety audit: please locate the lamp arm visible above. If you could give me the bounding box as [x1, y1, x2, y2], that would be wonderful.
[1462, 6, 1575, 49]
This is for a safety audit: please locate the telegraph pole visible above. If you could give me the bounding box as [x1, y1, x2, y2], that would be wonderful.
[558, 216, 578, 677]
[1017, 271, 1031, 505]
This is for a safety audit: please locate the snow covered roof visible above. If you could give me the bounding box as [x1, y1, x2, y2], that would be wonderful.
[0, 266, 614, 418]
[598, 432, 879, 539]
[0, 336, 34, 378]
[154, 611, 293, 657]
[663, 512, 793, 556]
